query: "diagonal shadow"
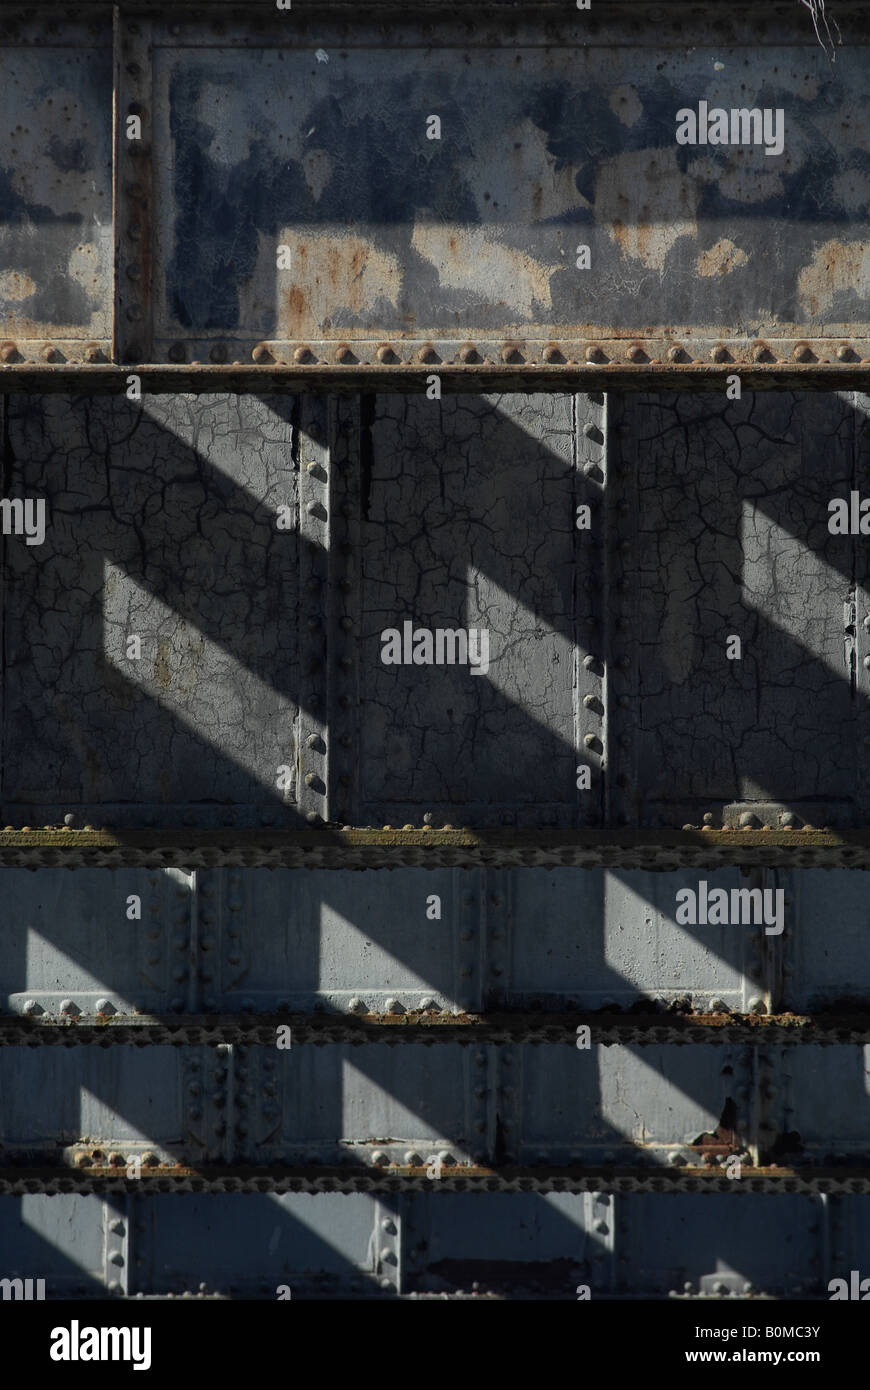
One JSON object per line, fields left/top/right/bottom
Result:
{"left": 1, "top": 388, "right": 868, "bottom": 1291}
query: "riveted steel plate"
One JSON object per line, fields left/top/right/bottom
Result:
{"left": 612, "top": 389, "right": 870, "bottom": 828}
{"left": 0, "top": 1038, "right": 794, "bottom": 1168}
{"left": 4, "top": 4, "right": 870, "bottom": 384}
{"left": 4, "top": 1187, "right": 863, "bottom": 1297}
{"left": 5, "top": 864, "right": 870, "bottom": 1039}
{"left": 145, "top": 7, "right": 870, "bottom": 366}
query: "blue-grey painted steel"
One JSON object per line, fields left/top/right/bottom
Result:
{"left": 1, "top": 1033, "right": 866, "bottom": 1171}
{"left": 5, "top": 865, "right": 867, "bottom": 1020}
{"left": 0, "top": 1190, "right": 867, "bottom": 1298}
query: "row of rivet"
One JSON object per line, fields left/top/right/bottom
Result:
{"left": 116, "top": 13, "right": 153, "bottom": 362}
{"left": 603, "top": 393, "right": 634, "bottom": 827}
{"left": 298, "top": 400, "right": 330, "bottom": 822}
{"left": 329, "top": 397, "right": 362, "bottom": 823}
{"left": 578, "top": 393, "right": 606, "bottom": 825}
{"left": 1, "top": 340, "right": 865, "bottom": 368}
{"left": 158, "top": 340, "right": 870, "bottom": 368}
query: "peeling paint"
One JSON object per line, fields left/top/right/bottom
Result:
{"left": 278, "top": 232, "right": 403, "bottom": 337}
{"left": 598, "top": 148, "right": 698, "bottom": 270}
{"left": 0, "top": 271, "right": 36, "bottom": 302}
{"left": 608, "top": 84, "right": 643, "bottom": 128}
{"left": 696, "top": 238, "right": 749, "bottom": 278}
{"left": 798, "top": 239, "right": 870, "bottom": 317}
{"left": 411, "top": 223, "right": 554, "bottom": 315}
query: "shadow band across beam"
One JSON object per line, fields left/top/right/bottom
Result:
{"left": 0, "top": 827, "right": 869, "bottom": 869}
{"left": 0, "top": 1165, "right": 868, "bottom": 1196}
{"left": 1, "top": 1012, "right": 868, "bottom": 1046}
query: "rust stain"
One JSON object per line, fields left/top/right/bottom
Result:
{"left": 411, "top": 223, "right": 553, "bottom": 313}
{"left": 0, "top": 270, "right": 35, "bottom": 302}
{"left": 598, "top": 148, "right": 698, "bottom": 269}
{"left": 277, "top": 232, "right": 402, "bottom": 337}
{"left": 798, "top": 238, "right": 870, "bottom": 317}
{"left": 154, "top": 637, "right": 171, "bottom": 691}
{"left": 696, "top": 238, "right": 749, "bottom": 278}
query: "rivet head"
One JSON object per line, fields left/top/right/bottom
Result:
{"left": 0, "top": 342, "right": 18, "bottom": 363}
{"left": 168, "top": 342, "right": 186, "bottom": 363}
{"left": 293, "top": 345, "right": 313, "bottom": 363}
{"left": 751, "top": 342, "right": 770, "bottom": 362}
{"left": 793, "top": 341, "right": 813, "bottom": 362}
{"left": 626, "top": 342, "right": 646, "bottom": 362}
{"left": 836, "top": 342, "right": 853, "bottom": 361}
{"left": 40, "top": 344, "right": 57, "bottom": 362}
{"left": 84, "top": 344, "right": 102, "bottom": 363}
{"left": 251, "top": 343, "right": 271, "bottom": 363}
{"left": 710, "top": 343, "right": 729, "bottom": 362}
{"left": 376, "top": 343, "right": 397, "bottom": 363}
{"left": 738, "top": 811, "right": 759, "bottom": 828}
{"left": 542, "top": 343, "right": 563, "bottom": 363}
{"left": 585, "top": 343, "right": 606, "bottom": 363}
{"left": 501, "top": 344, "right": 523, "bottom": 363}
{"left": 372, "top": 1150, "right": 389, "bottom": 1166}
{"left": 458, "top": 343, "right": 478, "bottom": 363}
{"left": 418, "top": 343, "right": 438, "bottom": 363}
{"left": 96, "top": 999, "right": 115, "bottom": 1016}
{"left": 667, "top": 343, "right": 684, "bottom": 362}
{"left": 335, "top": 343, "right": 354, "bottom": 363}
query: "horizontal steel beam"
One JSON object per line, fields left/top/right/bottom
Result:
{"left": 0, "top": 827, "right": 867, "bottom": 869}
{"left": 1, "top": 359, "right": 869, "bottom": 395}
{"left": 2, "top": 1012, "right": 868, "bottom": 1046}
{"left": 0, "top": 1165, "right": 867, "bottom": 1196}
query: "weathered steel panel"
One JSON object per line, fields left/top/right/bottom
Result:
{"left": 615, "top": 1193, "right": 823, "bottom": 1297}
{"left": 147, "top": 8, "right": 870, "bottom": 365}
{"left": 5, "top": 863, "right": 870, "bottom": 1024}
{"left": 612, "top": 389, "right": 870, "bottom": 828}
{"left": 354, "top": 393, "right": 588, "bottom": 827}
{"left": 0, "top": 25, "right": 113, "bottom": 357}
{"left": 4, "top": 4, "right": 870, "bottom": 385}
{"left": 2, "top": 393, "right": 301, "bottom": 827}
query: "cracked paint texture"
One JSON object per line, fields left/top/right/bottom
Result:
{"left": 356, "top": 393, "right": 580, "bottom": 824}
{"left": 2, "top": 394, "right": 300, "bottom": 824}
{"left": 619, "top": 390, "right": 870, "bottom": 825}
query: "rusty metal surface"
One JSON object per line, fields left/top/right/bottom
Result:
{"left": 2, "top": 1012, "right": 870, "bottom": 1047}
{"left": 4, "top": 360, "right": 870, "bottom": 393}
{"left": 0, "top": 826, "right": 868, "bottom": 868}
{"left": 0, "top": 1165, "right": 869, "bottom": 1196}
{"left": 4, "top": 4, "right": 870, "bottom": 381}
